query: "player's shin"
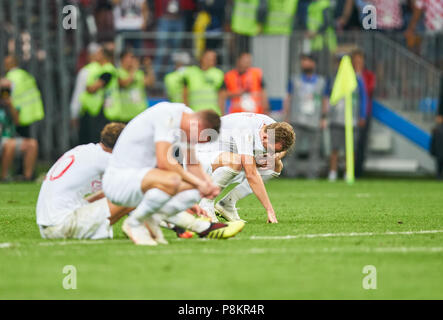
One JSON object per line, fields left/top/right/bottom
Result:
{"left": 165, "top": 211, "right": 211, "bottom": 233}
{"left": 127, "top": 188, "right": 172, "bottom": 226}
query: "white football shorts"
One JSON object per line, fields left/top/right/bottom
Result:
{"left": 38, "top": 198, "right": 112, "bottom": 240}
{"left": 103, "top": 166, "right": 152, "bottom": 207}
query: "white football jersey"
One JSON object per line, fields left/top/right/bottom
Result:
{"left": 36, "top": 143, "right": 111, "bottom": 226}
{"left": 109, "top": 102, "right": 193, "bottom": 169}
{"left": 208, "top": 112, "right": 276, "bottom": 157}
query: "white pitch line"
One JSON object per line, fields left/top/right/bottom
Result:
{"left": 248, "top": 229, "right": 443, "bottom": 240}
{"left": 1, "top": 229, "right": 442, "bottom": 249}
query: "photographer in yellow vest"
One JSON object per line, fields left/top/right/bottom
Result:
{"left": 3, "top": 55, "right": 45, "bottom": 138}
{"left": 79, "top": 48, "right": 121, "bottom": 144}
{"left": 183, "top": 50, "right": 224, "bottom": 115}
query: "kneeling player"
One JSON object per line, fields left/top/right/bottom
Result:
{"left": 197, "top": 113, "right": 295, "bottom": 223}
{"left": 103, "top": 102, "right": 245, "bottom": 246}
{"left": 36, "top": 123, "right": 131, "bottom": 239}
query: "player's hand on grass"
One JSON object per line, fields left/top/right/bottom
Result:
{"left": 267, "top": 210, "right": 278, "bottom": 224}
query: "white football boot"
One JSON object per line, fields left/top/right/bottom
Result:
{"left": 144, "top": 213, "right": 168, "bottom": 245}
{"left": 215, "top": 200, "right": 246, "bottom": 222}
{"left": 122, "top": 218, "right": 158, "bottom": 246}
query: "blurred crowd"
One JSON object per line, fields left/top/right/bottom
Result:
{"left": 0, "top": 0, "right": 442, "bottom": 182}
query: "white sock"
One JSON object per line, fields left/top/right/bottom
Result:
{"left": 129, "top": 189, "right": 172, "bottom": 226}
{"left": 165, "top": 211, "right": 211, "bottom": 233}
{"left": 200, "top": 166, "right": 240, "bottom": 207}
{"left": 159, "top": 190, "right": 201, "bottom": 216}
{"left": 220, "top": 170, "right": 280, "bottom": 205}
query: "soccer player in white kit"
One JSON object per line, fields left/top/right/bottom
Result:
{"left": 197, "top": 113, "right": 296, "bottom": 223}
{"left": 36, "top": 123, "right": 132, "bottom": 239}
{"left": 103, "top": 102, "right": 245, "bottom": 246}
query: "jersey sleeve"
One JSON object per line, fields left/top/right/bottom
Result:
{"left": 153, "top": 110, "right": 177, "bottom": 144}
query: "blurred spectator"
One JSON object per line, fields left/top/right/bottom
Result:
{"left": 352, "top": 49, "right": 375, "bottom": 178}
{"left": 327, "top": 54, "right": 367, "bottom": 181}
{"left": 117, "top": 49, "right": 154, "bottom": 122}
{"left": 222, "top": 52, "right": 269, "bottom": 114}
{"left": 283, "top": 54, "right": 328, "bottom": 178}
{"left": 3, "top": 55, "right": 45, "bottom": 139}
{"left": 230, "top": 0, "right": 268, "bottom": 36}
{"left": 0, "top": 80, "right": 38, "bottom": 182}
{"left": 405, "top": 0, "right": 443, "bottom": 68}
{"left": 262, "top": 0, "right": 298, "bottom": 35}
{"left": 335, "top": 0, "right": 361, "bottom": 31}
{"left": 94, "top": 0, "right": 115, "bottom": 42}
{"left": 164, "top": 51, "right": 191, "bottom": 103}
{"left": 355, "top": 0, "right": 404, "bottom": 31}
{"left": 79, "top": 48, "right": 121, "bottom": 144}
{"left": 306, "top": 0, "right": 337, "bottom": 53}
{"left": 183, "top": 50, "right": 224, "bottom": 114}
{"left": 193, "top": 0, "right": 227, "bottom": 57}
{"left": 112, "top": 0, "right": 150, "bottom": 49}
{"left": 153, "top": 0, "right": 187, "bottom": 77}
{"left": 71, "top": 43, "right": 103, "bottom": 130}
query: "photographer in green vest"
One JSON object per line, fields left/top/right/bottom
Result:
{"left": 306, "top": 0, "right": 337, "bottom": 53}
{"left": 79, "top": 48, "right": 121, "bottom": 144}
{"left": 118, "top": 50, "right": 155, "bottom": 123}
{"left": 164, "top": 51, "right": 191, "bottom": 103}
{"left": 183, "top": 50, "right": 224, "bottom": 115}
{"left": 262, "top": 0, "right": 299, "bottom": 35}
{"left": 3, "top": 55, "right": 45, "bottom": 138}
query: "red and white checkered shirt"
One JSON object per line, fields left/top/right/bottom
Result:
{"left": 416, "top": 0, "right": 443, "bottom": 32}
{"left": 367, "top": 0, "right": 403, "bottom": 30}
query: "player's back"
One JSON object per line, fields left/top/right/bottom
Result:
{"left": 109, "top": 102, "right": 192, "bottom": 169}
{"left": 36, "top": 143, "right": 110, "bottom": 226}
{"left": 221, "top": 113, "right": 275, "bottom": 132}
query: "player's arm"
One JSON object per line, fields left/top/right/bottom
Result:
{"left": 241, "top": 154, "right": 278, "bottom": 223}
{"left": 85, "top": 191, "right": 105, "bottom": 203}
{"left": 156, "top": 142, "right": 217, "bottom": 198}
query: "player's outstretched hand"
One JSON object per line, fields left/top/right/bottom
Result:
{"left": 267, "top": 210, "right": 278, "bottom": 224}
{"left": 198, "top": 181, "right": 220, "bottom": 199}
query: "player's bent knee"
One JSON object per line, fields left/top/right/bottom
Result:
{"left": 275, "top": 160, "right": 283, "bottom": 173}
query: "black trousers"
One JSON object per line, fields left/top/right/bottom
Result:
{"left": 355, "top": 117, "right": 371, "bottom": 178}
{"left": 437, "top": 159, "right": 443, "bottom": 180}
{"left": 79, "top": 108, "right": 109, "bottom": 145}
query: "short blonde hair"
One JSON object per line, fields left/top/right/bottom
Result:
{"left": 100, "top": 122, "right": 126, "bottom": 149}
{"left": 264, "top": 122, "right": 296, "bottom": 151}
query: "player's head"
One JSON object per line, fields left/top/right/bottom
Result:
{"left": 237, "top": 52, "right": 252, "bottom": 73}
{"left": 300, "top": 54, "right": 316, "bottom": 75}
{"left": 261, "top": 122, "right": 296, "bottom": 153}
{"left": 100, "top": 122, "right": 126, "bottom": 152}
{"left": 4, "top": 55, "right": 18, "bottom": 72}
{"left": 87, "top": 42, "right": 103, "bottom": 63}
{"left": 184, "top": 110, "right": 221, "bottom": 144}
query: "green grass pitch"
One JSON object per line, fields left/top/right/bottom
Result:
{"left": 0, "top": 179, "right": 442, "bottom": 299}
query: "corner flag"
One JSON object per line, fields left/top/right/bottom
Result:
{"left": 330, "top": 55, "right": 357, "bottom": 184}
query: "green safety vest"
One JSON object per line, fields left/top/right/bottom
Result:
{"left": 184, "top": 66, "right": 224, "bottom": 115}
{"left": 118, "top": 68, "right": 147, "bottom": 122}
{"left": 164, "top": 68, "right": 186, "bottom": 103}
{"left": 80, "top": 62, "right": 104, "bottom": 117}
{"left": 263, "top": 0, "right": 299, "bottom": 35}
{"left": 81, "top": 62, "right": 122, "bottom": 121}
{"left": 5, "top": 68, "right": 44, "bottom": 126}
{"left": 307, "top": 0, "right": 337, "bottom": 52}
{"left": 231, "top": 0, "right": 260, "bottom": 36}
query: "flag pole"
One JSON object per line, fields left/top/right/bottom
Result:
{"left": 345, "top": 93, "right": 355, "bottom": 185}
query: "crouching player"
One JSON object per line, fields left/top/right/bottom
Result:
{"left": 103, "top": 102, "right": 245, "bottom": 246}
{"left": 36, "top": 123, "right": 132, "bottom": 239}
{"left": 197, "top": 113, "right": 296, "bottom": 223}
